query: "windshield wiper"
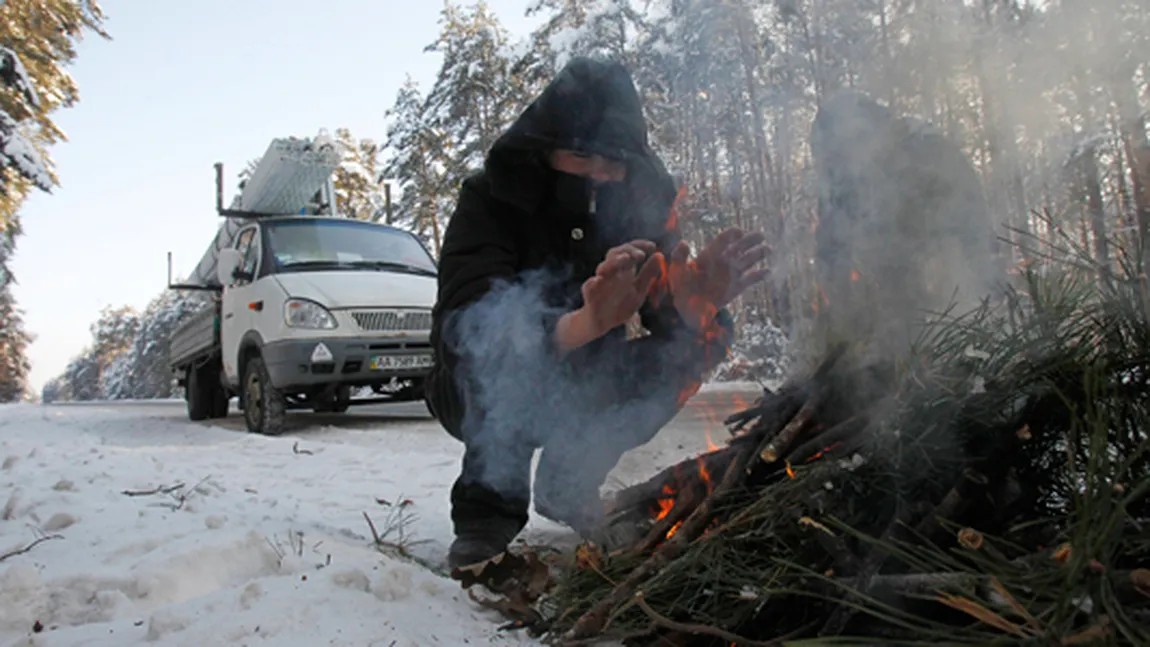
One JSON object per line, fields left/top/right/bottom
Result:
{"left": 279, "top": 260, "right": 362, "bottom": 270}
{"left": 347, "top": 260, "right": 437, "bottom": 277}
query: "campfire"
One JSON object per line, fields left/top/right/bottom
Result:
{"left": 455, "top": 280, "right": 1150, "bottom": 645}
{"left": 450, "top": 96, "right": 1150, "bottom": 645}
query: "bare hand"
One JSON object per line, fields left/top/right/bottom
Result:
{"left": 581, "top": 240, "right": 664, "bottom": 337}
{"left": 665, "top": 229, "right": 769, "bottom": 329}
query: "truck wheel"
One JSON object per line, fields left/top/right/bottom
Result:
{"left": 210, "top": 387, "right": 230, "bottom": 419}
{"left": 243, "top": 357, "right": 286, "bottom": 435}
{"left": 186, "top": 366, "right": 211, "bottom": 421}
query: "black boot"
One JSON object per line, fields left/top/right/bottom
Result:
{"left": 448, "top": 475, "right": 529, "bottom": 569}
{"left": 447, "top": 518, "right": 524, "bottom": 569}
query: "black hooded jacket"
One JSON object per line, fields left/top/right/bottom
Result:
{"left": 424, "top": 57, "right": 732, "bottom": 438}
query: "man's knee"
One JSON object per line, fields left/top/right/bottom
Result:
{"left": 425, "top": 366, "right": 465, "bottom": 440}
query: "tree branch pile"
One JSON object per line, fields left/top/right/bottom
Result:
{"left": 460, "top": 245, "right": 1150, "bottom": 646}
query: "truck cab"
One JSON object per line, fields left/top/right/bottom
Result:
{"left": 168, "top": 132, "right": 439, "bottom": 435}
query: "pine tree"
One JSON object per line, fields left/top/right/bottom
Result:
{"left": 331, "top": 127, "right": 386, "bottom": 220}
{"left": 1, "top": 1, "right": 109, "bottom": 402}
{"left": 423, "top": 1, "right": 536, "bottom": 179}
{"left": 383, "top": 78, "right": 455, "bottom": 255}
{"left": 0, "top": 0, "right": 110, "bottom": 226}
{"left": 382, "top": 1, "right": 540, "bottom": 255}
{"left": 0, "top": 282, "right": 33, "bottom": 402}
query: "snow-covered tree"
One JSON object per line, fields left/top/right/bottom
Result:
{"left": 45, "top": 289, "right": 211, "bottom": 402}
{"left": 382, "top": 2, "right": 542, "bottom": 256}
{"left": 1, "top": 2, "right": 110, "bottom": 398}
{"left": 383, "top": 78, "right": 455, "bottom": 255}
{"left": 0, "top": 283, "right": 33, "bottom": 402}
{"left": 101, "top": 290, "right": 210, "bottom": 399}
{"left": 331, "top": 127, "right": 386, "bottom": 220}
{"left": 0, "top": 47, "right": 51, "bottom": 196}
{"left": 0, "top": 0, "right": 110, "bottom": 226}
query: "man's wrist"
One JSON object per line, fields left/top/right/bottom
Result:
{"left": 554, "top": 307, "right": 600, "bottom": 354}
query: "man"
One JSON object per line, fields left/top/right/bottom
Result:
{"left": 424, "top": 57, "right": 769, "bottom": 568}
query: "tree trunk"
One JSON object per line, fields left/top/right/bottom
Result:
{"left": 1112, "top": 80, "right": 1150, "bottom": 278}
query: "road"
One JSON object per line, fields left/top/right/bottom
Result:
{"left": 48, "top": 386, "right": 766, "bottom": 489}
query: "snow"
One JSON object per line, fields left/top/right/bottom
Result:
{"left": 699, "top": 380, "right": 765, "bottom": 393}
{"left": 0, "top": 47, "right": 51, "bottom": 192}
{"left": 0, "top": 403, "right": 558, "bottom": 647}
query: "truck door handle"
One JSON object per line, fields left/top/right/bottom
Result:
{"left": 224, "top": 313, "right": 234, "bottom": 319}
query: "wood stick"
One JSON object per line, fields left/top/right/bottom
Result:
{"left": 603, "top": 448, "right": 735, "bottom": 517}
{"left": 633, "top": 488, "right": 696, "bottom": 555}
{"left": 788, "top": 414, "right": 870, "bottom": 464}
{"left": 564, "top": 444, "right": 755, "bottom": 641}
{"left": 759, "top": 394, "right": 821, "bottom": 463}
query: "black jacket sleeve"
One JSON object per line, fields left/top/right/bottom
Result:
{"left": 425, "top": 174, "right": 521, "bottom": 437}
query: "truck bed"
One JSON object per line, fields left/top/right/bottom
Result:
{"left": 169, "top": 304, "right": 219, "bottom": 369}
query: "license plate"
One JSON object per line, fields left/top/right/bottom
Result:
{"left": 369, "top": 354, "right": 433, "bottom": 371}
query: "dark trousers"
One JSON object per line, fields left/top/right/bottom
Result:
{"left": 444, "top": 328, "right": 719, "bottom": 537}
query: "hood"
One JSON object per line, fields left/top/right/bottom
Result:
{"left": 273, "top": 271, "right": 437, "bottom": 310}
{"left": 484, "top": 56, "right": 678, "bottom": 233}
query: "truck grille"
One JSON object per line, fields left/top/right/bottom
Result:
{"left": 351, "top": 309, "right": 432, "bottom": 332}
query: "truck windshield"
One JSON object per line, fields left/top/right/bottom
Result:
{"left": 265, "top": 219, "right": 437, "bottom": 276}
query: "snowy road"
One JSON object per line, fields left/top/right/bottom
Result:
{"left": 0, "top": 385, "right": 763, "bottom": 646}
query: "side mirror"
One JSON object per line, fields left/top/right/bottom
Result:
{"left": 217, "top": 248, "right": 243, "bottom": 285}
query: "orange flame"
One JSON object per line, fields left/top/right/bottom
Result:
{"left": 701, "top": 402, "right": 724, "bottom": 451}
{"left": 806, "top": 442, "right": 842, "bottom": 463}
{"left": 785, "top": 460, "right": 796, "bottom": 479}
{"left": 666, "top": 520, "right": 684, "bottom": 539}
{"left": 704, "top": 423, "right": 721, "bottom": 451}
{"left": 696, "top": 456, "right": 713, "bottom": 493}
{"left": 654, "top": 484, "right": 676, "bottom": 521}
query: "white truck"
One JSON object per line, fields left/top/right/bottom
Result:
{"left": 168, "top": 132, "right": 438, "bottom": 435}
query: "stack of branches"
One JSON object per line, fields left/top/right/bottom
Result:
{"left": 532, "top": 236, "right": 1150, "bottom": 646}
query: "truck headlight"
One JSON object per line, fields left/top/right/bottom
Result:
{"left": 284, "top": 299, "right": 338, "bottom": 329}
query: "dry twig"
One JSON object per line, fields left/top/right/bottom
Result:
{"left": 0, "top": 534, "right": 63, "bottom": 563}
{"left": 121, "top": 483, "right": 184, "bottom": 497}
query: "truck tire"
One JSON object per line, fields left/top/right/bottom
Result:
{"left": 243, "top": 356, "right": 286, "bottom": 435}
{"left": 188, "top": 364, "right": 229, "bottom": 421}
{"left": 210, "top": 387, "right": 230, "bottom": 419}
{"left": 186, "top": 366, "right": 211, "bottom": 421}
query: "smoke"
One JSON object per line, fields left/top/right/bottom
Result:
{"left": 442, "top": 266, "right": 699, "bottom": 522}
{"left": 802, "top": 90, "right": 1008, "bottom": 364}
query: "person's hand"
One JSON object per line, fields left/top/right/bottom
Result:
{"left": 665, "top": 228, "right": 769, "bottom": 330}
{"left": 554, "top": 240, "right": 664, "bottom": 353}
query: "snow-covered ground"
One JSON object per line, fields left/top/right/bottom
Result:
{"left": 0, "top": 385, "right": 764, "bottom": 647}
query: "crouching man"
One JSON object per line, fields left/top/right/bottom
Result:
{"left": 424, "top": 56, "right": 769, "bottom": 568}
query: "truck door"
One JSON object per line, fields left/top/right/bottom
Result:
{"left": 220, "top": 225, "right": 261, "bottom": 386}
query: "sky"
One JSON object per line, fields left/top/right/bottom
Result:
{"left": 10, "top": 0, "right": 544, "bottom": 393}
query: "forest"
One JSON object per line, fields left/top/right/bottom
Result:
{"left": 32, "top": 0, "right": 1149, "bottom": 402}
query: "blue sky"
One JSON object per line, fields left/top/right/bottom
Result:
{"left": 11, "top": 0, "right": 542, "bottom": 393}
